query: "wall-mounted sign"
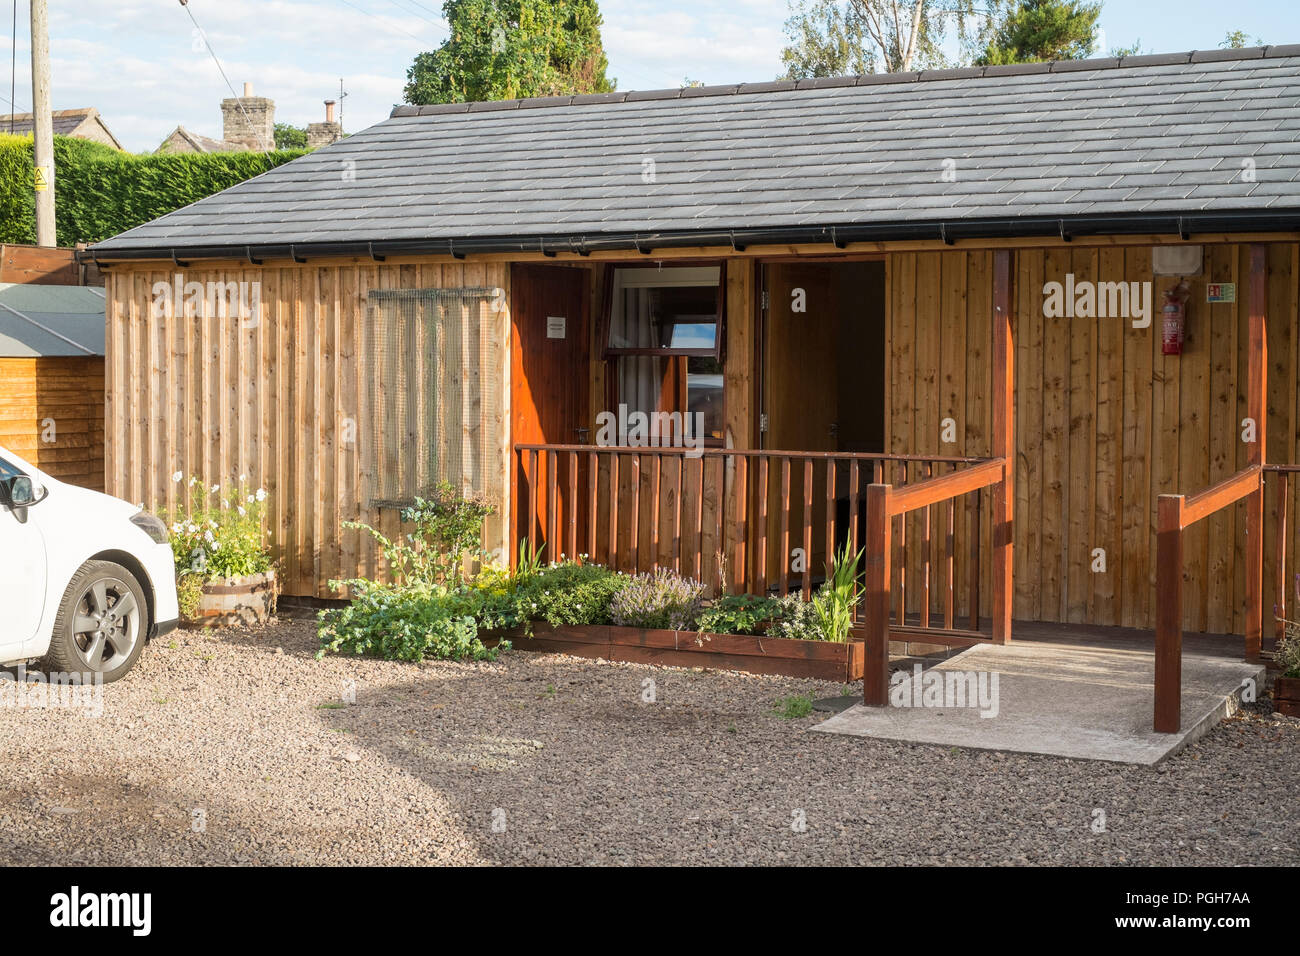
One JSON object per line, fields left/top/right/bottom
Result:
{"left": 546, "top": 315, "right": 566, "bottom": 339}
{"left": 1206, "top": 283, "right": 1236, "bottom": 303}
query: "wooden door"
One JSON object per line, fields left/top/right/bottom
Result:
{"left": 510, "top": 265, "right": 591, "bottom": 562}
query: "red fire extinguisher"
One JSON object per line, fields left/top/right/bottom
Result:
{"left": 1162, "top": 280, "right": 1190, "bottom": 356}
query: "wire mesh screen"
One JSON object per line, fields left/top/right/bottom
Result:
{"left": 362, "top": 287, "right": 506, "bottom": 509}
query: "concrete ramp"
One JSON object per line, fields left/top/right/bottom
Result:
{"left": 811, "top": 641, "right": 1264, "bottom": 765}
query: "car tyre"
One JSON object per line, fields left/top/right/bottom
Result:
{"left": 43, "top": 560, "right": 148, "bottom": 683}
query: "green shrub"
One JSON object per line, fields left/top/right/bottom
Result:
{"left": 345, "top": 482, "right": 493, "bottom": 587}
{"left": 0, "top": 133, "right": 308, "bottom": 245}
{"left": 766, "top": 593, "right": 825, "bottom": 641}
{"left": 697, "top": 594, "right": 785, "bottom": 635}
{"left": 609, "top": 569, "right": 705, "bottom": 630}
{"left": 316, "top": 582, "right": 503, "bottom": 663}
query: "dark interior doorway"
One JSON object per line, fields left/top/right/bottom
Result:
{"left": 759, "top": 259, "right": 887, "bottom": 581}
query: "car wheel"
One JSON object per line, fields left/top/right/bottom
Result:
{"left": 43, "top": 560, "right": 148, "bottom": 683}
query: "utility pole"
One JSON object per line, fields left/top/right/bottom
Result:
{"left": 30, "top": 0, "right": 55, "bottom": 247}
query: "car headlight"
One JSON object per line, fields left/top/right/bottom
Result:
{"left": 130, "top": 510, "right": 169, "bottom": 544}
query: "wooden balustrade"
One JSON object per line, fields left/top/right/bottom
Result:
{"left": 861, "top": 459, "right": 1008, "bottom": 706}
{"left": 513, "top": 445, "right": 994, "bottom": 626}
{"left": 1154, "top": 465, "right": 1263, "bottom": 733}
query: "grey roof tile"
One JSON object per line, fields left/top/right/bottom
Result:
{"left": 93, "top": 50, "right": 1300, "bottom": 253}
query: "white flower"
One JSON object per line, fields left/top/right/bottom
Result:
{"left": 210, "top": 484, "right": 219, "bottom": 494}
{"left": 237, "top": 506, "right": 246, "bottom": 517}
{"left": 246, "top": 495, "right": 255, "bottom": 505}
{"left": 239, "top": 473, "right": 247, "bottom": 482}
{"left": 172, "top": 471, "right": 183, "bottom": 483}
{"left": 190, "top": 477, "right": 200, "bottom": 487}
{"left": 256, "top": 488, "right": 267, "bottom": 502}
{"left": 204, "top": 530, "right": 215, "bottom": 544}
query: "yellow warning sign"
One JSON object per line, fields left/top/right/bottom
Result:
{"left": 34, "top": 166, "right": 48, "bottom": 192}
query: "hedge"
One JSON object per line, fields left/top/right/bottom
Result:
{"left": 0, "top": 134, "right": 308, "bottom": 246}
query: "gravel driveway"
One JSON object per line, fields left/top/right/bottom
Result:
{"left": 1, "top": 618, "right": 1295, "bottom": 866}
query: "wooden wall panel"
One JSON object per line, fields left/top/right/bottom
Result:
{"left": 0, "top": 356, "right": 105, "bottom": 491}
{"left": 886, "top": 241, "right": 1300, "bottom": 633}
{"left": 105, "top": 260, "right": 510, "bottom": 598}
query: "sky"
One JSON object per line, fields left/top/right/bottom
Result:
{"left": 0, "top": 0, "right": 1297, "bottom": 154}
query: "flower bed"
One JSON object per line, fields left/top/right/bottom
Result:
{"left": 485, "top": 622, "right": 864, "bottom": 681}
{"left": 315, "top": 488, "right": 865, "bottom": 680}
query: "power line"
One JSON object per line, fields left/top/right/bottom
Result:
{"left": 334, "top": 0, "right": 428, "bottom": 43}
{"left": 380, "top": 0, "right": 443, "bottom": 30}
{"left": 177, "top": 0, "right": 270, "bottom": 150}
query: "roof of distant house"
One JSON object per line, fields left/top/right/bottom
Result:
{"left": 156, "top": 125, "right": 246, "bottom": 155}
{"left": 0, "top": 283, "right": 106, "bottom": 357}
{"left": 91, "top": 46, "right": 1300, "bottom": 260}
{"left": 0, "top": 107, "right": 123, "bottom": 150}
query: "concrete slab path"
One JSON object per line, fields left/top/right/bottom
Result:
{"left": 811, "top": 639, "right": 1264, "bottom": 765}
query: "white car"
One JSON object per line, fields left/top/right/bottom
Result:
{"left": 0, "top": 444, "right": 178, "bottom": 682}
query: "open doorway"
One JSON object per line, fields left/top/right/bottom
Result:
{"left": 760, "top": 259, "right": 887, "bottom": 583}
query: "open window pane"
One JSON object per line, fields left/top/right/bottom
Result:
{"left": 607, "top": 265, "right": 721, "bottom": 354}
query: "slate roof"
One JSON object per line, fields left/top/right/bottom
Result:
{"left": 0, "top": 284, "right": 106, "bottom": 358}
{"left": 91, "top": 47, "right": 1300, "bottom": 259}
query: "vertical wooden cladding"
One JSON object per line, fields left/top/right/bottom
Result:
{"left": 0, "top": 357, "right": 105, "bottom": 491}
{"left": 886, "top": 241, "right": 1300, "bottom": 633}
{"left": 105, "top": 260, "right": 511, "bottom": 598}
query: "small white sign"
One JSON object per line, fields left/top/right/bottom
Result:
{"left": 546, "top": 315, "right": 566, "bottom": 339}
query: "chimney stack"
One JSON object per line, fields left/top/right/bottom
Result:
{"left": 221, "top": 80, "right": 274, "bottom": 151}
{"left": 307, "top": 98, "right": 344, "bottom": 149}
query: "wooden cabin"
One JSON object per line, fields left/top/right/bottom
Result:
{"left": 0, "top": 281, "right": 106, "bottom": 490}
{"left": 89, "top": 48, "right": 1300, "bottom": 713}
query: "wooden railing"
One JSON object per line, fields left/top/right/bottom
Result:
{"left": 513, "top": 444, "right": 997, "bottom": 629}
{"left": 861, "top": 458, "right": 1009, "bottom": 705}
{"left": 1268, "top": 463, "right": 1300, "bottom": 651}
{"left": 1154, "top": 464, "right": 1263, "bottom": 733}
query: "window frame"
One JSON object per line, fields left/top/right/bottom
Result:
{"left": 600, "top": 262, "right": 726, "bottom": 360}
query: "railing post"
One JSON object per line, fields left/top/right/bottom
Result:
{"left": 1246, "top": 243, "right": 1267, "bottom": 662}
{"left": 1155, "top": 494, "right": 1185, "bottom": 733}
{"left": 863, "top": 483, "right": 892, "bottom": 707}
{"left": 1276, "top": 472, "right": 1289, "bottom": 651}
{"left": 991, "top": 249, "right": 1015, "bottom": 644}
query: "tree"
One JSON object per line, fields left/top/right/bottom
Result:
{"left": 976, "top": 0, "right": 1100, "bottom": 66}
{"left": 779, "top": 0, "right": 986, "bottom": 78}
{"left": 403, "top": 0, "right": 614, "bottom": 105}
{"left": 1221, "top": 30, "right": 1262, "bottom": 49}
{"left": 274, "top": 123, "right": 308, "bottom": 150}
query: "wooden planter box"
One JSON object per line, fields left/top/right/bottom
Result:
{"left": 1274, "top": 676, "right": 1300, "bottom": 717}
{"left": 488, "top": 622, "right": 863, "bottom": 682}
{"left": 184, "top": 571, "right": 277, "bottom": 629}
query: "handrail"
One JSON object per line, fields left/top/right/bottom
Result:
{"left": 1154, "top": 465, "right": 1265, "bottom": 734}
{"left": 514, "top": 443, "right": 986, "bottom": 465}
{"left": 861, "top": 457, "right": 1008, "bottom": 706}
{"left": 888, "top": 458, "right": 1004, "bottom": 515}
{"left": 1177, "top": 465, "right": 1262, "bottom": 528}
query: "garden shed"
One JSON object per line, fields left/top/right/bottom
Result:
{"left": 0, "top": 282, "right": 106, "bottom": 491}
{"left": 87, "top": 46, "right": 1300, "bottom": 722}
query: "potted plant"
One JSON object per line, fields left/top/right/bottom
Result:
{"left": 1273, "top": 621, "right": 1300, "bottom": 717}
{"left": 164, "top": 473, "right": 277, "bottom": 628}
